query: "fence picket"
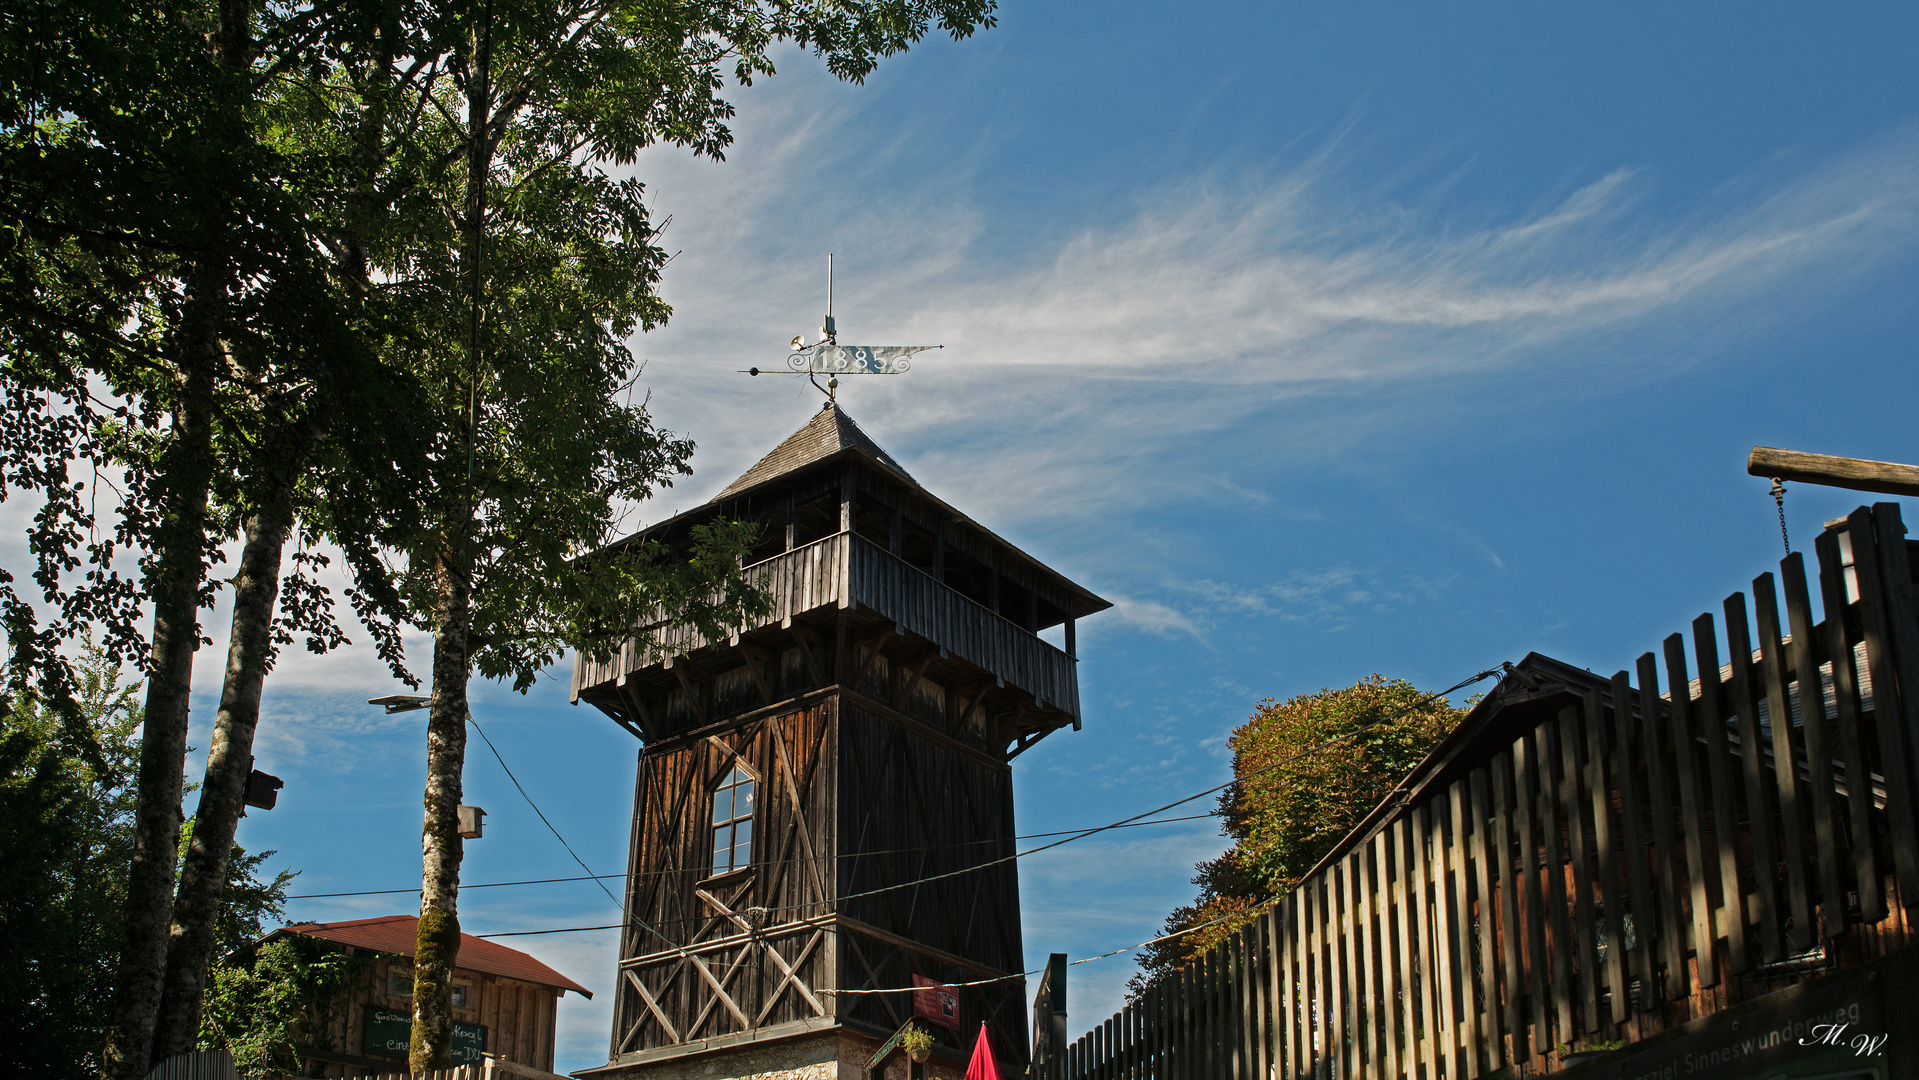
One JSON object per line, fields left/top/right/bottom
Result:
{"left": 1817, "top": 529, "right": 1886, "bottom": 924}
{"left": 1279, "top": 898, "right": 1298, "bottom": 1080}
{"left": 1724, "top": 591, "right": 1785, "bottom": 963}
{"left": 1637, "top": 652, "right": 1688, "bottom": 1000}
{"left": 1536, "top": 718, "right": 1577, "bottom": 1037}
{"left": 1783, "top": 551, "right": 1848, "bottom": 938}
{"left": 1513, "top": 730, "right": 1550, "bottom": 1052}
{"left": 1463, "top": 769, "right": 1496, "bottom": 1069}
{"left": 1409, "top": 803, "right": 1437, "bottom": 1078}
{"left": 1692, "top": 613, "right": 1751, "bottom": 977}
{"left": 1377, "top": 830, "right": 1403, "bottom": 1080}
{"left": 1439, "top": 780, "right": 1475, "bottom": 1078}
{"left": 1611, "top": 670, "right": 1656, "bottom": 1011}
{"left": 1491, "top": 751, "right": 1525, "bottom": 1063}
{"left": 1850, "top": 506, "right": 1919, "bottom": 904}
{"left": 1581, "top": 689, "right": 1626, "bottom": 1028}
{"left": 1429, "top": 794, "right": 1459, "bottom": 1077}
{"left": 1755, "top": 570, "right": 1813, "bottom": 950}
{"left": 1556, "top": 704, "right": 1600, "bottom": 1034}
{"left": 1251, "top": 916, "right": 1270, "bottom": 1080}
{"left": 1663, "top": 633, "right": 1720, "bottom": 992}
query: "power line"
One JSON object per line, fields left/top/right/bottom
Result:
{"left": 467, "top": 714, "right": 623, "bottom": 912}
{"left": 468, "top": 715, "right": 699, "bottom": 962}
{"left": 816, "top": 903, "right": 1264, "bottom": 994}
{"left": 472, "top": 662, "right": 1504, "bottom": 938}
{"left": 284, "top": 812, "right": 1221, "bottom": 900}
{"left": 809, "top": 664, "right": 1503, "bottom": 916}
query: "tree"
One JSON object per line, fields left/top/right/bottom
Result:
{"left": 4, "top": 0, "right": 999, "bottom": 1069}
{"left": 266, "top": 0, "right": 998, "bottom": 1069}
{"left": 1, "top": 2, "right": 389, "bottom": 1072}
{"left": 1130, "top": 675, "right": 1463, "bottom": 992}
{"left": 0, "top": 642, "right": 293, "bottom": 1080}
{"left": 198, "top": 937, "right": 373, "bottom": 1078}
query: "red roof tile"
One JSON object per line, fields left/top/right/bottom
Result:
{"left": 272, "top": 915, "right": 591, "bottom": 997}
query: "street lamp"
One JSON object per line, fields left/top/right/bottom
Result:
{"left": 367, "top": 695, "right": 484, "bottom": 836}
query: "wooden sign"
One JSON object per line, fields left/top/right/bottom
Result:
{"left": 912, "top": 975, "right": 961, "bottom": 1030}
{"left": 364, "top": 1007, "right": 487, "bottom": 1064}
{"left": 1610, "top": 975, "right": 1884, "bottom": 1080}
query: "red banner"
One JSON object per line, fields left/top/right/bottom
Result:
{"left": 912, "top": 975, "right": 962, "bottom": 1030}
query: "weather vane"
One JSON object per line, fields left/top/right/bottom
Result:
{"left": 744, "top": 254, "right": 941, "bottom": 403}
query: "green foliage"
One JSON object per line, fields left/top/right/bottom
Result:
{"left": 0, "top": 643, "right": 295, "bottom": 1079}
{"left": 198, "top": 937, "right": 373, "bottom": 1077}
{"left": 1130, "top": 675, "right": 1463, "bottom": 993}
{"left": 0, "top": 641, "right": 141, "bottom": 1078}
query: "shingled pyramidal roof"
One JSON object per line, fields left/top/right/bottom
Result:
{"left": 715, "top": 402, "right": 912, "bottom": 500}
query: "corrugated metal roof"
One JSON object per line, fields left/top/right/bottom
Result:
{"left": 715, "top": 402, "right": 912, "bottom": 500}
{"left": 271, "top": 915, "right": 591, "bottom": 997}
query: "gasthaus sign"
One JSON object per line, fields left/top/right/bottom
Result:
{"left": 1610, "top": 976, "right": 1887, "bottom": 1080}
{"left": 365, "top": 1007, "right": 487, "bottom": 1064}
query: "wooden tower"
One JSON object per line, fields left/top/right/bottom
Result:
{"left": 573, "top": 403, "right": 1110, "bottom": 1080}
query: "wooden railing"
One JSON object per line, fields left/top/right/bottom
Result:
{"left": 847, "top": 534, "right": 1081, "bottom": 718}
{"left": 572, "top": 532, "right": 1081, "bottom": 720}
{"left": 572, "top": 532, "right": 854, "bottom": 696}
{"left": 1047, "top": 503, "right": 1919, "bottom": 1080}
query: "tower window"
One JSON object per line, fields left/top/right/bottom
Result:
{"left": 711, "top": 766, "right": 756, "bottom": 874}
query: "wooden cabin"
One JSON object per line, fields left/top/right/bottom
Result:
{"left": 570, "top": 403, "right": 1111, "bottom": 1080}
{"left": 257, "top": 915, "right": 590, "bottom": 1077}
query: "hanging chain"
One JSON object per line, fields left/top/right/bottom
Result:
{"left": 1771, "top": 477, "right": 1790, "bottom": 555}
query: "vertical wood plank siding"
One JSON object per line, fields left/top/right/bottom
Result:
{"left": 1051, "top": 504, "right": 1919, "bottom": 1080}
{"left": 574, "top": 532, "right": 1080, "bottom": 720}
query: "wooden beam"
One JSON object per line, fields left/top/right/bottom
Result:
{"left": 842, "top": 930, "right": 905, "bottom": 1028}
{"left": 755, "top": 929, "right": 828, "bottom": 1023}
{"left": 769, "top": 721, "right": 828, "bottom": 906}
{"left": 623, "top": 968, "right": 679, "bottom": 1044}
{"left": 1748, "top": 446, "right": 1919, "bottom": 498}
{"left": 790, "top": 624, "right": 826, "bottom": 687}
{"left": 689, "top": 953, "right": 751, "bottom": 1030}
{"left": 838, "top": 916, "right": 1011, "bottom": 981}
{"left": 615, "top": 675, "right": 655, "bottom": 740}
{"left": 892, "top": 648, "right": 937, "bottom": 711}
{"left": 739, "top": 643, "right": 776, "bottom": 704}
{"left": 671, "top": 659, "right": 709, "bottom": 725}
{"left": 948, "top": 681, "right": 991, "bottom": 738}
{"left": 852, "top": 627, "right": 894, "bottom": 691}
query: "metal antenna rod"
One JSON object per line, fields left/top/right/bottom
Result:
{"left": 820, "top": 253, "right": 837, "bottom": 346}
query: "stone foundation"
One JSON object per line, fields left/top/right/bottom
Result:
{"left": 585, "top": 1028, "right": 978, "bottom": 1080}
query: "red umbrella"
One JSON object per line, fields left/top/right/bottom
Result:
{"left": 965, "top": 1023, "right": 1001, "bottom": 1080}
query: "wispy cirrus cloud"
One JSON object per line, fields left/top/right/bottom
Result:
{"left": 620, "top": 79, "right": 1919, "bottom": 535}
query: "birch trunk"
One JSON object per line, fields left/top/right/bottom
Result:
{"left": 150, "top": 487, "right": 295, "bottom": 1058}
{"left": 412, "top": 12, "right": 489, "bottom": 1068}
{"left": 412, "top": 521, "right": 471, "bottom": 1073}
{"left": 100, "top": 298, "right": 217, "bottom": 1080}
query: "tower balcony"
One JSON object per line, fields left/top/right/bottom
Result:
{"left": 572, "top": 531, "right": 1083, "bottom": 753}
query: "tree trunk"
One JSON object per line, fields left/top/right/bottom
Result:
{"left": 411, "top": 14, "right": 490, "bottom": 1069}
{"left": 100, "top": 296, "right": 217, "bottom": 1080}
{"left": 150, "top": 485, "right": 295, "bottom": 1058}
{"left": 412, "top": 522, "right": 471, "bottom": 1074}
{"left": 103, "top": 3, "right": 249, "bottom": 1071}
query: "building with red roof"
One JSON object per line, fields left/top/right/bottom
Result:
{"left": 251, "top": 915, "right": 587, "bottom": 1077}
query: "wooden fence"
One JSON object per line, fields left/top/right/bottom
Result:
{"left": 1041, "top": 503, "right": 1919, "bottom": 1080}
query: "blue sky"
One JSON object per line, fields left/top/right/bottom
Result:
{"left": 25, "top": 3, "right": 1919, "bottom": 1073}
